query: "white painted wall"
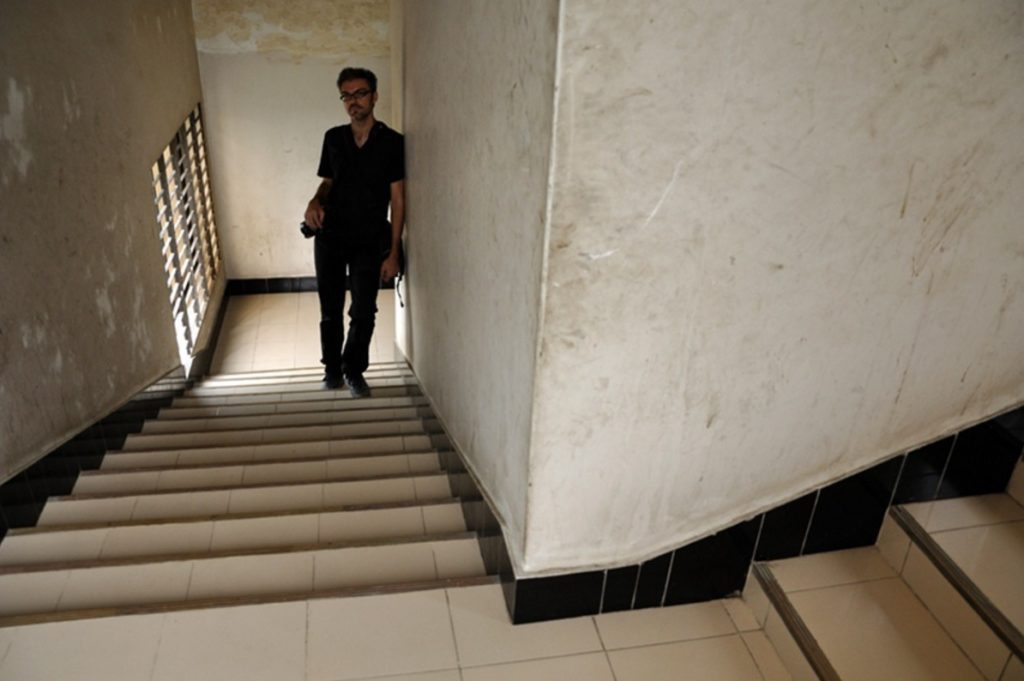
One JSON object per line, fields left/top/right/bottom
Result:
{"left": 192, "top": 0, "right": 391, "bottom": 279}
{"left": 405, "top": 0, "right": 1023, "bottom": 577}
{"left": 0, "top": 0, "right": 207, "bottom": 481}
{"left": 523, "top": 0, "right": 1024, "bottom": 573}
{"left": 403, "top": 0, "right": 561, "bottom": 560}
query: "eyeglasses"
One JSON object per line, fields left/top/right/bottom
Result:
{"left": 339, "top": 88, "right": 372, "bottom": 103}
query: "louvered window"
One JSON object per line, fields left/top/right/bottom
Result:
{"left": 151, "top": 104, "right": 221, "bottom": 364}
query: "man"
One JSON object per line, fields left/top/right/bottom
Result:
{"left": 304, "top": 67, "right": 404, "bottom": 398}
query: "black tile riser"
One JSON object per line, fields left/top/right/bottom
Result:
{"left": 501, "top": 404, "right": 1024, "bottom": 624}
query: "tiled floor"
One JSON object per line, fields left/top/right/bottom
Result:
{"left": 0, "top": 292, "right": 794, "bottom": 679}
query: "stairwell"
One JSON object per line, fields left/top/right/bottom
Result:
{"left": 0, "top": 362, "right": 495, "bottom": 626}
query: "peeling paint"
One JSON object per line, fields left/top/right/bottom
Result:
{"left": 1, "top": 78, "right": 34, "bottom": 185}
{"left": 192, "top": 0, "right": 389, "bottom": 57}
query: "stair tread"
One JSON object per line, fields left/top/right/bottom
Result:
{"left": 171, "top": 385, "right": 422, "bottom": 408}
{"left": 155, "top": 395, "right": 431, "bottom": 421}
{"left": 140, "top": 407, "right": 434, "bottom": 435}
{"left": 763, "top": 547, "right": 990, "bottom": 681}
{"left": 0, "top": 574, "right": 498, "bottom": 629}
{"left": 89, "top": 449, "right": 441, "bottom": 476}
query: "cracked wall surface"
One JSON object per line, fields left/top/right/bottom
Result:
{"left": 0, "top": 0, "right": 206, "bottom": 481}
{"left": 192, "top": 0, "right": 391, "bottom": 278}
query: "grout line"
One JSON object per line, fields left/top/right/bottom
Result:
{"left": 658, "top": 552, "right": 676, "bottom": 607}
{"left": 782, "top": 573, "right": 900, "bottom": 595}
{"left": 145, "top": 612, "right": 167, "bottom": 681}
{"left": 601, "top": 631, "right": 744, "bottom": 654}
{"left": 597, "top": 570, "right": 608, "bottom": 614}
{"left": 443, "top": 588, "right": 463, "bottom": 669}
{"left": 183, "top": 561, "right": 196, "bottom": 602}
{"left": 736, "top": 630, "right": 772, "bottom": 681}
{"left": 797, "top": 489, "right": 820, "bottom": 556}
{"left": 749, "top": 513, "right": 766, "bottom": 563}
{"left": 933, "top": 432, "right": 958, "bottom": 501}
{"left": 628, "top": 564, "right": 642, "bottom": 610}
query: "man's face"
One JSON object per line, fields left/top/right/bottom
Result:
{"left": 339, "top": 78, "right": 377, "bottom": 122}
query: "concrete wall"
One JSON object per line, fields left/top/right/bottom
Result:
{"left": 0, "top": 1, "right": 206, "bottom": 481}
{"left": 403, "top": 0, "right": 561, "bottom": 559}
{"left": 193, "top": 0, "right": 391, "bottom": 279}
{"left": 523, "top": 0, "right": 1024, "bottom": 573}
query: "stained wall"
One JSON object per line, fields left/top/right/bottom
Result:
{"left": 402, "top": 0, "right": 560, "bottom": 557}
{"left": 524, "top": 0, "right": 1024, "bottom": 572}
{"left": 192, "top": 0, "right": 392, "bottom": 279}
{"left": 0, "top": 1, "right": 206, "bottom": 481}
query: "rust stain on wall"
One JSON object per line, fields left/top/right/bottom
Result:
{"left": 192, "top": 0, "right": 389, "bottom": 57}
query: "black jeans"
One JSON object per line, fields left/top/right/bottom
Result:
{"left": 314, "top": 233, "right": 382, "bottom": 378}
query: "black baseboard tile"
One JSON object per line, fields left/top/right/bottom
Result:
{"left": 633, "top": 552, "right": 674, "bottom": 609}
{"left": 226, "top": 277, "right": 318, "bottom": 296}
{"left": 802, "top": 456, "right": 902, "bottom": 555}
{"left": 601, "top": 565, "right": 640, "bottom": 613}
{"left": 665, "top": 516, "right": 761, "bottom": 606}
{"left": 892, "top": 436, "right": 954, "bottom": 504}
{"left": 937, "top": 421, "right": 1021, "bottom": 498}
{"left": 511, "top": 571, "right": 605, "bottom": 624}
{"left": 756, "top": 491, "right": 817, "bottom": 561}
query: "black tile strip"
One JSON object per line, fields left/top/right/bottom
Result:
{"left": 664, "top": 515, "right": 761, "bottom": 605}
{"left": 893, "top": 436, "right": 955, "bottom": 504}
{"left": 633, "top": 552, "right": 673, "bottom": 609}
{"left": 512, "top": 570, "right": 604, "bottom": 623}
{"left": 756, "top": 491, "right": 817, "bottom": 561}
{"left": 938, "top": 421, "right": 1021, "bottom": 498}
{"left": 601, "top": 565, "right": 639, "bottom": 613}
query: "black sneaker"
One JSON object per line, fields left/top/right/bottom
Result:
{"left": 323, "top": 372, "right": 343, "bottom": 390}
{"left": 344, "top": 373, "right": 371, "bottom": 398}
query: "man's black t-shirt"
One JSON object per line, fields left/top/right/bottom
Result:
{"left": 317, "top": 121, "right": 404, "bottom": 247}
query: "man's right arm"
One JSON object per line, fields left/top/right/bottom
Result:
{"left": 304, "top": 178, "right": 333, "bottom": 229}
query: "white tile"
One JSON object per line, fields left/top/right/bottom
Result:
{"left": 433, "top": 539, "right": 486, "bottom": 579}
{"left": 0, "top": 571, "right": 69, "bottom": 616}
{"left": 415, "top": 475, "right": 453, "bottom": 501}
{"left": 253, "top": 440, "right": 329, "bottom": 461}
{"left": 349, "top": 673, "right": 460, "bottom": 681}
{"left": 404, "top": 435, "right": 433, "bottom": 451}
{"left": 210, "top": 513, "right": 319, "bottom": 551}
{"left": 307, "top": 590, "right": 457, "bottom": 680}
{"left": 242, "top": 460, "right": 327, "bottom": 485}
{"left": 157, "top": 466, "right": 246, "bottom": 490}
{"left": 1003, "top": 656, "right": 1024, "bottom": 681}
{"left": 608, "top": 634, "right": 765, "bottom": 681}
{"left": 595, "top": 600, "right": 735, "bottom": 649}
{"left": 0, "top": 528, "right": 108, "bottom": 566}
{"left": 152, "top": 601, "right": 306, "bottom": 681}
{"left": 227, "top": 484, "right": 323, "bottom": 514}
{"left": 902, "top": 544, "right": 1010, "bottom": 681}
{"left": 313, "top": 543, "right": 437, "bottom": 590}
{"left": 322, "top": 478, "right": 416, "bottom": 506}
{"left": 101, "top": 451, "right": 179, "bottom": 469}
{"left": 907, "top": 494, "right": 1024, "bottom": 532}
{"left": 741, "top": 566, "right": 771, "bottom": 627}
{"left": 723, "top": 596, "right": 762, "bottom": 632}
{"left": 325, "top": 454, "right": 410, "bottom": 479}
{"left": 934, "top": 521, "right": 1024, "bottom": 633}
{"left": 37, "top": 497, "right": 137, "bottom": 526}
{"left": 57, "top": 561, "right": 192, "bottom": 610}
{"left": 448, "top": 584, "right": 601, "bottom": 667}
{"left": 0, "top": 610, "right": 164, "bottom": 681}
{"left": 100, "top": 522, "right": 214, "bottom": 558}
{"left": 1007, "top": 459, "right": 1024, "bottom": 507}
{"left": 762, "top": 609, "right": 819, "bottom": 681}
{"left": 769, "top": 546, "right": 894, "bottom": 592}
{"left": 463, "top": 652, "right": 615, "bottom": 681}
{"left": 318, "top": 507, "right": 424, "bottom": 543}
{"left": 73, "top": 471, "right": 161, "bottom": 495}
{"left": 423, "top": 504, "right": 467, "bottom": 534}
{"left": 741, "top": 630, "right": 795, "bottom": 681}
{"left": 788, "top": 578, "right": 985, "bottom": 680}
{"left": 330, "top": 435, "right": 405, "bottom": 456}
{"left": 876, "top": 512, "right": 911, "bottom": 573}
{"left": 408, "top": 452, "right": 442, "bottom": 473}
{"left": 132, "top": 490, "right": 230, "bottom": 520}
{"left": 187, "top": 552, "right": 314, "bottom": 600}
{"left": 177, "top": 445, "right": 255, "bottom": 466}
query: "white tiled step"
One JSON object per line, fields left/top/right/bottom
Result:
{"left": 0, "top": 536, "right": 486, "bottom": 618}
{"left": 201, "top": 362, "right": 409, "bottom": 383}
{"left": 195, "top": 368, "right": 414, "bottom": 390}
{"left": 76, "top": 451, "right": 443, "bottom": 495}
{"left": 0, "top": 501, "right": 469, "bottom": 567}
{"left": 119, "top": 418, "right": 429, "bottom": 451}
{"left": 38, "top": 472, "right": 456, "bottom": 526}
{"left": 171, "top": 383, "right": 421, "bottom": 408}
{"left": 185, "top": 375, "right": 417, "bottom": 398}
{"left": 100, "top": 433, "right": 435, "bottom": 470}
{"left": 157, "top": 394, "right": 430, "bottom": 420}
{"left": 142, "top": 403, "right": 432, "bottom": 435}
{"left": 759, "top": 547, "right": 990, "bottom": 681}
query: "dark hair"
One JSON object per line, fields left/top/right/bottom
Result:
{"left": 337, "top": 67, "right": 377, "bottom": 92}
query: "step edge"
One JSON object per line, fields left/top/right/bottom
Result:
{"left": 890, "top": 505, "right": 1024, "bottom": 658}
{"left": 122, "top": 416, "right": 432, "bottom": 445}
{"left": 752, "top": 562, "right": 842, "bottom": 681}
{"left": 0, "top": 574, "right": 498, "bottom": 629}
{"left": 108, "top": 430, "right": 438, "bottom": 456}
{"left": 0, "top": 530, "right": 480, "bottom": 575}
{"left": 13, "top": 495, "right": 481, "bottom": 535}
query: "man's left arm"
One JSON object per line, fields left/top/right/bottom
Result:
{"left": 381, "top": 179, "right": 405, "bottom": 283}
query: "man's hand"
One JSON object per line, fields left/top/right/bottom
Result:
{"left": 380, "top": 253, "right": 400, "bottom": 283}
{"left": 304, "top": 200, "right": 325, "bottom": 230}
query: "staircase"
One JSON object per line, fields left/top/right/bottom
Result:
{"left": 745, "top": 483, "right": 1024, "bottom": 681}
{"left": 0, "top": 362, "right": 495, "bottom": 626}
